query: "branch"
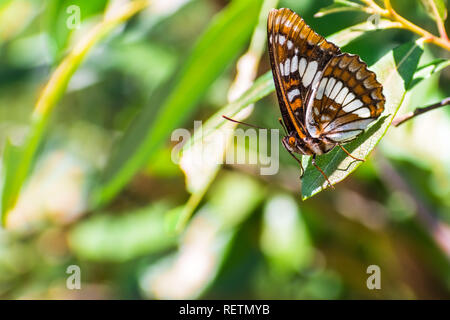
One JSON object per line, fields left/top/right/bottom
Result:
{"left": 428, "top": 0, "right": 449, "bottom": 41}
{"left": 392, "top": 97, "right": 450, "bottom": 126}
{"left": 384, "top": 0, "right": 450, "bottom": 50}
{"left": 360, "top": 0, "right": 450, "bottom": 51}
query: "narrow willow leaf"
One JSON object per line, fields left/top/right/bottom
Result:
{"left": 301, "top": 41, "right": 424, "bottom": 200}
{"left": 420, "top": 0, "right": 447, "bottom": 21}
{"left": 44, "top": 0, "right": 108, "bottom": 60}
{"left": 0, "top": 1, "right": 150, "bottom": 226}
{"left": 180, "top": 18, "right": 402, "bottom": 198}
{"left": 327, "top": 19, "right": 401, "bottom": 47}
{"left": 0, "top": 140, "right": 24, "bottom": 225}
{"left": 91, "top": 0, "right": 262, "bottom": 208}
{"left": 314, "top": 0, "right": 363, "bottom": 18}
{"left": 410, "top": 58, "right": 450, "bottom": 89}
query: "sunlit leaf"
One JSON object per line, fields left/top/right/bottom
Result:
{"left": 301, "top": 41, "right": 424, "bottom": 200}
{"left": 181, "top": 71, "right": 274, "bottom": 195}
{"left": 179, "top": 17, "right": 409, "bottom": 204}
{"left": 420, "top": 0, "right": 447, "bottom": 21}
{"left": 410, "top": 58, "right": 450, "bottom": 88}
{"left": 0, "top": 0, "right": 36, "bottom": 42}
{"left": 0, "top": 140, "right": 24, "bottom": 225}
{"left": 0, "top": 1, "right": 150, "bottom": 226}
{"left": 314, "top": 0, "right": 363, "bottom": 18}
{"left": 92, "top": 0, "right": 263, "bottom": 208}
{"left": 326, "top": 19, "right": 402, "bottom": 47}
{"left": 44, "top": 0, "right": 109, "bottom": 60}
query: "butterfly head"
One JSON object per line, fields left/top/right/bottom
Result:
{"left": 282, "top": 131, "right": 335, "bottom": 156}
{"left": 282, "top": 131, "right": 308, "bottom": 154}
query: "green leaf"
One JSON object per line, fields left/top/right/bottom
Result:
{"left": 0, "top": 139, "right": 25, "bottom": 226}
{"left": 0, "top": 1, "right": 150, "bottom": 226}
{"left": 410, "top": 58, "right": 450, "bottom": 89}
{"left": 44, "top": 0, "right": 109, "bottom": 61}
{"left": 314, "top": 0, "right": 363, "bottom": 18}
{"left": 173, "top": 72, "right": 274, "bottom": 231}
{"left": 92, "top": 0, "right": 263, "bottom": 208}
{"left": 301, "top": 41, "right": 424, "bottom": 200}
{"left": 327, "top": 19, "right": 401, "bottom": 47}
{"left": 420, "top": 0, "right": 447, "bottom": 21}
{"left": 1, "top": 118, "right": 46, "bottom": 226}
{"left": 181, "top": 71, "right": 274, "bottom": 193}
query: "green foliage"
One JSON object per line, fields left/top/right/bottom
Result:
{"left": 0, "top": 0, "right": 150, "bottom": 226}
{"left": 0, "top": 140, "right": 23, "bottom": 225}
{"left": 420, "top": 0, "right": 447, "bottom": 21}
{"left": 91, "top": 0, "right": 263, "bottom": 208}
{"left": 44, "top": 0, "right": 109, "bottom": 60}
{"left": 0, "top": 0, "right": 449, "bottom": 300}
{"left": 314, "top": 0, "right": 364, "bottom": 18}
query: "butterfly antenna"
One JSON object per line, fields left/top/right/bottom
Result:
{"left": 278, "top": 117, "right": 288, "bottom": 135}
{"left": 222, "top": 115, "right": 265, "bottom": 130}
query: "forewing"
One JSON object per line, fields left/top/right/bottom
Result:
{"left": 305, "top": 53, "right": 385, "bottom": 143}
{"left": 267, "top": 8, "right": 341, "bottom": 135}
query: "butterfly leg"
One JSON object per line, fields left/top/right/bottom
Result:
{"left": 312, "top": 155, "right": 334, "bottom": 189}
{"left": 338, "top": 143, "right": 365, "bottom": 162}
{"left": 284, "top": 148, "right": 304, "bottom": 178}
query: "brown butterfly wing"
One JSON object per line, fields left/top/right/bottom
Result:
{"left": 267, "top": 8, "right": 341, "bottom": 136}
{"left": 305, "top": 53, "right": 385, "bottom": 143}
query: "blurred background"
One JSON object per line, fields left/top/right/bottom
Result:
{"left": 0, "top": 0, "right": 449, "bottom": 299}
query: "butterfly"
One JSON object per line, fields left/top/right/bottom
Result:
{"left": 267, "top": 8, "right": 385, "bottom": 188}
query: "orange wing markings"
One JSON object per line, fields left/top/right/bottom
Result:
{"left": 306, "top": 53, "right": 385, "bottom": 142}
{"left": 269, "top": 8, "right": 385, "bottom": 145}
{"left": 268, "top": 8, "right": 307, "bottom": 139}
{"left": 268, "top": 8, "right": 342, "bottom": 139}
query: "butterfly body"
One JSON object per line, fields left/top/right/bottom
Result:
{"left": 267, "top": 8, "right": 385, "bottom": 186}
{"left": 282, "top": 132, "right": 334, "bottom": 156}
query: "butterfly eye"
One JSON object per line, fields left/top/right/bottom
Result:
{"left": 289, "top": 137, "right": 296, "bottom": 145}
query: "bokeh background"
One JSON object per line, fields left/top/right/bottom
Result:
{"left": 0, "top": 0, "right": 449, "bottom": 299}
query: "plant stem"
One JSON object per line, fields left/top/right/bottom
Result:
{"left": 361, "top": 0, "right": 387, "bottom": 14}
{"left": 428, "top": 0, "right": 449, "bottom": 41}
{"left": 384, "top": 0, "right": 450, "bottom": 50}
{"left": 392, "top": 97, "right": 450, "bottom": 126}
{"left": 361, "top": 0, "right": 450, "bottom": 51}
